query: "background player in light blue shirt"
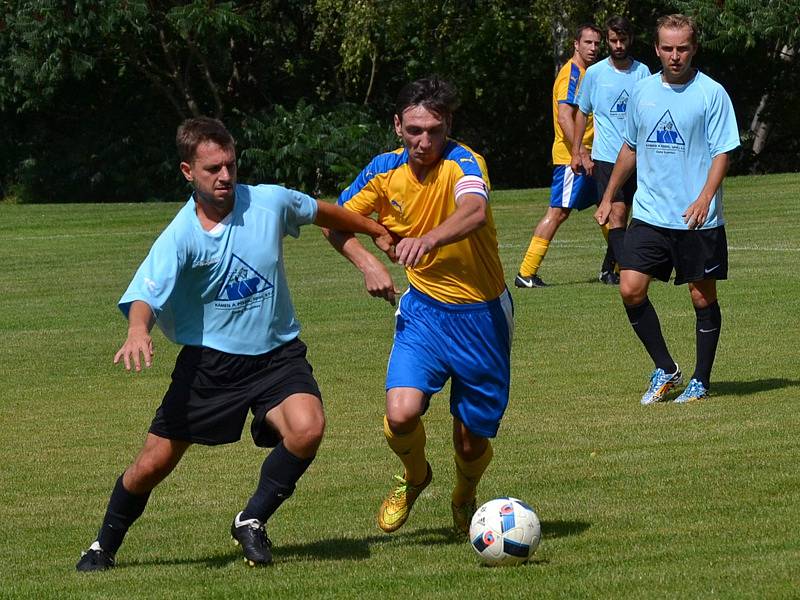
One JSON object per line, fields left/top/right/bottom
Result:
{"left": 572, "top": 16, "right": 651, "bottom": 284}
{"left": 596, "top": 14, "right": 740, "bottom": 405}
{"left": 77, "top": 117, "right": 394, "bottom": 571}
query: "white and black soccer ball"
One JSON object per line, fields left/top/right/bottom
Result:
{"left": 469, "top": 497, "right": 541, "bottom": 566}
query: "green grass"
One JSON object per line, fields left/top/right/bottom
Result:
{"left": 1, "top": 173, "right": 799, "bottom": 599}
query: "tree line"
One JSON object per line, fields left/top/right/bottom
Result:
{"left": 1, "top": 0, "right": 797, "bottom": 203}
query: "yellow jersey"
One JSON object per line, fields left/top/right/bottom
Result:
{"left": 552, "top": 59, "right": 594, "bottom": 165}
{"left": 338, "top": 141, "right": 505, "bottom": 304}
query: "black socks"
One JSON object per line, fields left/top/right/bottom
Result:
{"left": 241, "top": 442, "right": 314, "bottom": 523}
{"left": 97, "top": 475, "right": 151, "bottom": 555}
{"left": 692, "top": 301, "right": 722, "bottom": 387}
{"left": 625, "top": 297, "right": 677, "bottom": 373}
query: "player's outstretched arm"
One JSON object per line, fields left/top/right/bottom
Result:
{"left": 595, "top": 143, "right": 636, "bottom": 225}
{"left": 683, "top": 153, "right": 730, "bottom": 229}
{"left": 114, "top": 300, "right": 156, "bottom": 372}
{"left": 322, "top": 228, "right": 401, "bottom": 306}
{"left": 314, "top": 200, "right": 396, "bottom": 261}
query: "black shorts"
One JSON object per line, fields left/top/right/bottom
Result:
{"left": 622, "top": 219, "right": 728, "bottom": 285}
{"left": 149, "top": 337, "right": 321, "bottom": 448}
{"left": 594, "top": 160, "right": 635, "bottom": 205}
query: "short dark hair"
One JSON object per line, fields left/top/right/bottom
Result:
{"left": 655, "top": 14, "right": 699, "bottom": 46}
{"left": 176, "top": 117, "right": 235, "bottom": 163}
{"left": 605, "top": 15, "right": 633, "bottom": 38}
{"left": 574, "top": 22, "right": 602, "bottom": 41}
{"left": 395, "top": 76, "right": 460, "bottom": 122}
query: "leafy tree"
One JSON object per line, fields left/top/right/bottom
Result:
{"left": 676, "top": 0, "right": 800, "bottom": 170}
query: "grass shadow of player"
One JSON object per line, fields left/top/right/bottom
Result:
{"left": 541, "top": 519, "right": 590, "bottom": 540}
{"left": 124, "top": 528, "right": 460, "bottom": 569}
{"left": 710, "top": 378, "right": 800, "bottom": 398}
{"left": 120, "top": 522, "right": 587, "bottom": 570}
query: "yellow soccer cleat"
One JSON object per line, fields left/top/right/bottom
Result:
{"left": 451, "top": 497, "right": 477, "bottom": 536}
{"left": 377, "top": 463, "right": 433, "bottom": 533}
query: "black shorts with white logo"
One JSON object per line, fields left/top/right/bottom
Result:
{"left": 149, "top": 337, "right": 321, "bottom": 447}
{"left": 622, "top": 218, "right": 728, "bottom": 285}
{"left": 594, "top": 159, "right": 636, "bottom": 205}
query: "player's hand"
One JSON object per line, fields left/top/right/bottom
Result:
{"left": 570, "top": 153, "right": 584, "bottom": 175}
{"left": 114, "top": 328, "right": 154, "bottom": 372}
{"left": 683, "top": 198, "right": 711, "bottom": 229}
{"left": 582, "top": 155, "right": 595, "bottom": 177}
{"left": 371, "top": 228, "right": 401, "bottom": 263}
{"left": 395, "top": 235, "right": 435, "bottom": 268}
{"left": 362, "top": 262, "right": 400, "bottom": 306}
{"left": 594, "top": 198, "right": 612, "bottom": 226}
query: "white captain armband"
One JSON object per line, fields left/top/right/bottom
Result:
{"left": 454, "top": 175, "right": 489, "bottom": 202}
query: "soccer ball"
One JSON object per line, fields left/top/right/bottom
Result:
{"left": 469, "top": 497, "right": 541, "bottom": 566}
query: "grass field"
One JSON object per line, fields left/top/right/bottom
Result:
{"left": 1, "top": 173, "right": 798, "bottom": 599}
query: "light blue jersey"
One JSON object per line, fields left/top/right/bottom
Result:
{"left": 119, "top": 184, "right": 318, "bottom": 355}
{"left": 576, "top": 57, "right": 651, "bottom": 162}
{"left": 624, "top": 71, "right": 740, "bottom": 229}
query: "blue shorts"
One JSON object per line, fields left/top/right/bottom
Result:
{"left": 386, "top": 286, "right": 514, "bottom": 438}
{"left": 549, "top": 164, "right": 597, "bottom": 210}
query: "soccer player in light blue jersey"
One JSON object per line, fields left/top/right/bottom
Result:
{"left": 572, "top": 16, "right": 651, "bottom": 284}
{"left": 596, "top": 14, "right": 740, "bottom": 405}
{"left": 76, "top": 117, "right": 394, "bottom": 571}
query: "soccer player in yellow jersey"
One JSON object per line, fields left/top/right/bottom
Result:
{"left": 515, "top": 23, "right": 615, "bottom": 288}
{"left": 325, "top": 77, "right": 513, "bottom": 536}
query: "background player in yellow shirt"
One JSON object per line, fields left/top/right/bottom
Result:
{"left": 325, "top": 77, "right": 513, "bottom": 536}
{"left": 516, "top": 23, "right": 614, "bottom": 288}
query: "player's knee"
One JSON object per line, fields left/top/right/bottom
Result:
{"left": 127, "top": 456, "right": 174, "bottom": 491}
{"left": 385, "top": 411, "right": 419, "bottom": 434}
{"left": 619, "top": 283, "right": 645, "bottom": 305}
{"left": 285, "top": 413, "right": 325, "bottom": 454}
{"left": 609, "top": 205, "right": 627, "bottom": 228}
{"left": 455, "top": 435, "right": 488, "bottom": 462}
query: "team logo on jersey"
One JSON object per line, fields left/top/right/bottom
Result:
{"left": 646, "top": 110, "right": 685, "bottom": 148}
{"left": 390, "top": 199, "right": 404, "bottom": 215}
{"left": 216, "top": 254, "right": 273, "bottom": 303}
{"left": 610, "top": 90, "right": 630, "bottom": 115}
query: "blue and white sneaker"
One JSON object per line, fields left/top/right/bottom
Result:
{"left": 674, "top": 378, "right": 709, "bottom": 404}
{"left": 640, "top": 366, "right": 682, "bottom": 405}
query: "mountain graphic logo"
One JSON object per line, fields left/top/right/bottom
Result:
{"left": 610, "top": 89, "right": 629, "bottom": 114}
{"left": 216, "top": 255, "right": 273, "bottom": 301}
{"left": 646, "top": 110, "right": 685, "bottom": 145}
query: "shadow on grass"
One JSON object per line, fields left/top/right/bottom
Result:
{"left": 711, "top": 378, "right": 800, "bottom": 397}
{"left": 122, "top": 526, "right": 463, "bottom": 569}
{"left": 541, "top": 519, "right": 590, "bottom": 540}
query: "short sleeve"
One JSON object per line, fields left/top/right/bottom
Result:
{"left": 119, "top": 228, "right": 184, "bottom": 318}
{"left": 706, "top": 85, "right": 740, "bottom": 157}
{"left": 281, "top": 187, "right": 318, "bottom": 238}
{"left": 576, "top": 68, "right": 594, "bottom": 114}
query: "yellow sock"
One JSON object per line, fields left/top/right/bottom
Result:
{"left": 384, "top": 416, "right": 427, "bottom": 486}
{"left": 452, "top": 442, "right": 493, "bottom": 505}
{"left": 600, "top": 222, "right": 610, "bottom": 242}
{"left": 519, "top": 236, "right": 550, "bottom": 277}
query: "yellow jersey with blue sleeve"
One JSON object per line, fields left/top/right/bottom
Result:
{"left": 552, "top": 59, "right": 594, "bottom": 165}
{"left": 338, "top": 140, "right": 505, "bottom": 304}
